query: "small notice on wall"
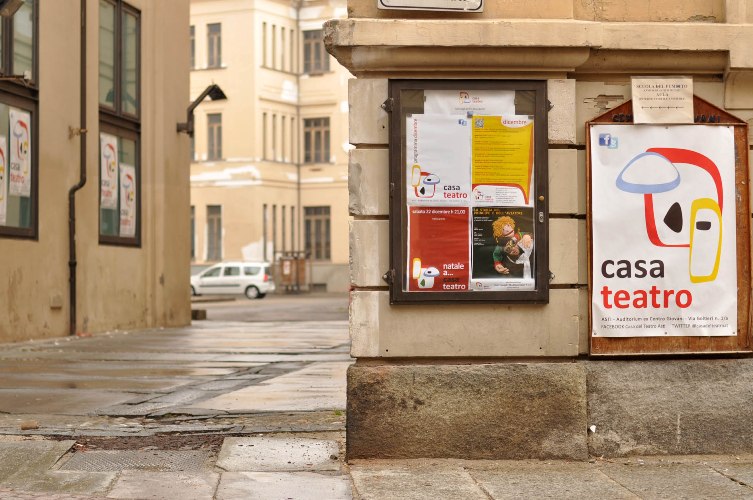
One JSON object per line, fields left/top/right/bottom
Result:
{"left": 631, "top": 76, "right": 693, "bottom": 124}
{"left": 378, "top": 0, "right": 483, "bottom": 11}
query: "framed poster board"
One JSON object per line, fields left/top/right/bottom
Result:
{"left": 588, "top": 96, "right": 751, "bottom": 355}
{"left": 388, "top": 80, "right": 549, "bottom": 304}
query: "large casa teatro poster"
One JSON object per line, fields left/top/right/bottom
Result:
{"left": 591, "top": 124, "right": 737, "bottom": 337}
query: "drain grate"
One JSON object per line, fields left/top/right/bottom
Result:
{"left": 59, "top": 450, "right": 210, "bottom": 472}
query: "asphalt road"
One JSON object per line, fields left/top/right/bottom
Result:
{"left": 192, "top": 292, "right": 349, "bottom": 322}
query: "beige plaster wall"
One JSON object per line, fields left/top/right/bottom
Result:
{"left": 0, "top": 0, "right": 191, "bottom": 342}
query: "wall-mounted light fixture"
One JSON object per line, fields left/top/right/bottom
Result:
{"left": 177, "top": 84, "right": 227, "bottom": 138}
{"left": 0, "top": 0, "right": 24, "bottom": 17}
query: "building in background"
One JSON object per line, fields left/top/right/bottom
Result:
{"left": 0, "top": 0, "right": 190, "bottom": 342}
{"left": 190, "top": 0, "right": 351, "bottom": 292}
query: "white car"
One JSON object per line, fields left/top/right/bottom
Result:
{"left": 191, "top": 262, "right": 275, "bottom": 299}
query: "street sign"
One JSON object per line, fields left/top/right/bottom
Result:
{"left": 378, "top": 0, "right": 483, "bottom": 12}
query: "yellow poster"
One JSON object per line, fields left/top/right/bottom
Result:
{"left": 471, "top": 116, "right": 533, "bottom": 205}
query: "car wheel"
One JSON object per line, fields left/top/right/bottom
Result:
{"left": 245, "top": 286, "right": 260, "bottom": 299}
{"left": 257, "top": 293, "right": 267, "bottom": 299}
{"left": 190, "top": 286, "right": 197, "bottom": 296}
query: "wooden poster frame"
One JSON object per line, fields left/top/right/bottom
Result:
{"left": 588, "top": 96, "right": 751, "bottom": 356}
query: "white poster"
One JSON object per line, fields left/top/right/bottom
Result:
{"left": 406, "top": 114, "right": 471, "bottom": 206}
{"left": 8, "top": 108, "right": 31, "bottom": 197}
{"left": 100, "top": 133, "right": 119, "bottom": 209}
{"left": 424, "top": 89, "right": 515, "bottom": 117}
{"left": 119, "top": 163, "right": 136, "bottom": 238}
{"left": 591, "top": 124, "right": 737, "bottom": 337}
{"left": 0, "top": 136, "right": 6, "bottom": 225}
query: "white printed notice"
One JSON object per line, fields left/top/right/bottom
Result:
{"left": 424, "top": 89, "right": 515, "bottom": 117}
{"left": 406, "top": 114, "right": 471, "bottom": 206}
{"left": 0, "top": 137, "right": 6, "bottom": 225}
{"left": 119, "top": 163, "right": 136, "bottom": 238}
{"left": 8, "top": 108, "right": 31, "bottom": 197}
{"left": 591, "top": 124, "right": 737, "bottom": 337}
{"left": 100, "top": 133, "right": 119, "bottom": 210}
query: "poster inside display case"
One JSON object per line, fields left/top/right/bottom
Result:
{"left": 388, "top": 81, "right": 549, "bottom": 304}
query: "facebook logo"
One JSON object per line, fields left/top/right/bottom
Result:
{"left": 599, "top": 133, "right": 618, "bottom": 149}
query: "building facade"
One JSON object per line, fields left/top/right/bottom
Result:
{"left": 190, "top": 0, "right": 351, "bottom": 292}
{"left": 329, "top": 1, "right": 753, "bottom": 459}
{"left": 0, "top": 0, "right": 191, "bottom": 342}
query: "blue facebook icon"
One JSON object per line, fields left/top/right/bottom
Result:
{"left": 598, "top": 133, "right": 611, "bottom": 146}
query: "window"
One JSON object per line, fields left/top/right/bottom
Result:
{"left": 262, "top": 22, "right": 267, "bottom": 67}
{"left": 206, "top": 205, "right": 222, "bottom": 261}
{"left": 272, "top": 114, "right": 277, "bottom": 160}
{"left": 281, "top": 116, "right": 286, "bottom": 162}
{"left": 223, "top": 266, "right": 240, "bottom": 276}
{"left": 207, "top": 113, "right": 222, "bottom": 160}
{"left": 280, "top": 27, "right": 285, "bottom": 70}
{"left": 244, "top": 265, "right": 261, "bottom": 276}
{"left": 189, "top": 25, "right": 194, "bottom": 69}
{"left": 303, "top": 30, "right": 328, "bottom": 74}
{"left": 262, "top": 112, "right": 267, "bottom": 159}
{"left": 203, "top": 266, "right": 221, "bottom": 278}
{"left": 272, "top": 204, "right": 277, "bottom": 257}
{"left": 0, "top": 0, "right": 37, "bottom": 238}
{"left": 289, "top": 29, "right": 295, "bottom": 72}
{"left": 290, "top": 205, "right": 295, "bottom": 250}
{"left": 271, "top": 25, "right": 276, "bottom": 69}
{"left": 190, "top": 206, "right": 195, "bottom": 261}
{"left": 303, "top": 117, "right": 330, "bottom": 163}
{"left": 262, "top": 204, "right": 268, "bottom": 261}
{"left": 99, "top": 0, "right": 140, "bottom": 245}
{"left": 282, "top": 205, "right": 286, "bottom": 252}
{"left": 304, "top": 206, "right": 330, "bottom": 260}
{"left": 207, "top": 23, "right": 221, "bottom": 68}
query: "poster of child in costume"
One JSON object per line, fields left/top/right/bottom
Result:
{"left": 471, "top": 206, "right": 535, "bottom": 291}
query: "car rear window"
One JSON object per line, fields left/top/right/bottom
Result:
{"left": 244, "top": 266, "right": 261, "bottom": 276}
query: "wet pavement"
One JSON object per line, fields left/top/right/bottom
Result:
{"left": 2, "top": 295, "right": 753, "bottom": 498}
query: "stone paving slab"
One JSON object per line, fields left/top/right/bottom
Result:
{"left": 0, "top": 438, "right": 77, "bottom": 482}
{"left": 349, "top": 460, "right": 488, "bottom": 500}
{"left": 600, "top": 462, "right": 753, "bottom": 498}
{"left": 4, "top": 471, "right": 114, "bottom": 498}
{"left": 216, "top": 471, "right": 352, "bottom": 500}
{"left": 468, "top": 462, "right": 636, "bottom": 499}
{"left": 216, "top": 436, "right": 340, "bottom": 472}
{"left": 0, "top": 390, "right": 140, "bottom": 416}
{"left": 107, "top": 471, "right": 219, "bottom": 499}
{"left": 189, "top": 362, "right": 350, "bottom": 412}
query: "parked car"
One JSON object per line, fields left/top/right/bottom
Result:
{"left": 191, "top": 262, "right": 275, "bottom": 299}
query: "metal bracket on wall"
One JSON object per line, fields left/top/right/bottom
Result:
{"left": 381, "top": 98, "right": 394, "bottom": 113}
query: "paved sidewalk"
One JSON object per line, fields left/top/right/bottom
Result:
{"left": 1, "top": 320, "right": 753, "bottom": 498}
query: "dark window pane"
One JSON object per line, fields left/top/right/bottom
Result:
{"left": 189, "top": 25, "right": 195, "bottom": 69}
{"left": 208, "top": 23, "right": 221, "bottom": 67}
{"left": 13, "top": 0, "right": 33, "bottom": 79}
{"left": 121, "top": 10, "right": 139, "bottom": 116}
{"left": 99, "top": 0, "right": 116, "bottom": 108}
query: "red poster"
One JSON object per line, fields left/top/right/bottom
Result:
{"left": 407, "top": 206, "right": 470, "bottom": 292}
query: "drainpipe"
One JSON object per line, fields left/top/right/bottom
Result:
{"left": 68, "top": 0, "right": 87, "bottom": 335}
{"left": 295, "top": 0, "right": 303, "bottom": 291}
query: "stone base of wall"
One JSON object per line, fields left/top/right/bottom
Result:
{"left": 347, "top": 359, "right": 753, "bottom": 460}
{"left": 346, "top": 363, "right": 589, "bottom": 460}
